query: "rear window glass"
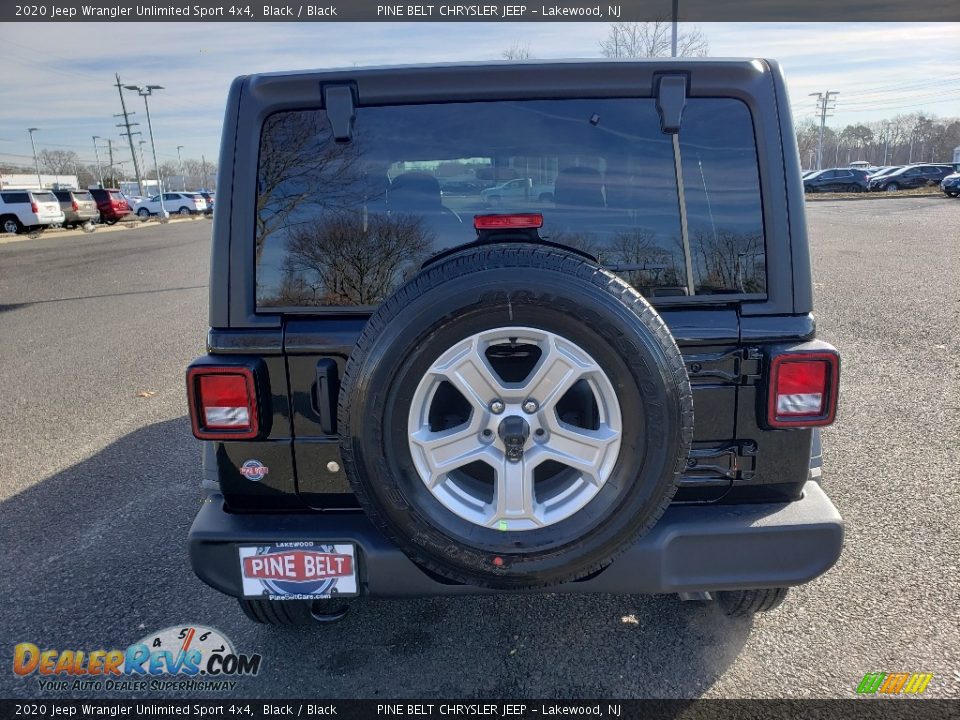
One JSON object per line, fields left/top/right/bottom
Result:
{"left": 32, "top": 192, "right": 57, "bottom": 202}
{"left": 254, "top": 98, "right": 765, "bottom": 309}
{"left": 74, "top": 191, "right": 93, "bottom": 201}
{"left": 109, "top": 191, "right": 124, "bottom": 201}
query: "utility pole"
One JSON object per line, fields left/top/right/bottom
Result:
{"left": 809, "top": 91, "right": 839, "bottom": 171}
{"left": 176, "top": 145, "right": 186, "bottom": 190}
{"left": 107, "top": 139, "right": 115, "bottom": 185}
{"left": 92, "top": 136, "right": 104, "bottom": 187}
{"left": 27, "top": 128, "right": 42, "bottom": 189}
{"left": 114, "top": 74, "right": 145, "bottom": 197}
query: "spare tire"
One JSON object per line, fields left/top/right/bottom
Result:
{"left": 339, "top": 244, "right": 693, "bottom": 589}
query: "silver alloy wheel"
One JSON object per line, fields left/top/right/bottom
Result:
{"left": 407, "top": 327, "right": 622, "bottom": 531}
{"left": 3, "top": 218, "right": 19, "bottom": 234}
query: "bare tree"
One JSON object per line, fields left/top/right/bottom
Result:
{"left": 255, "top": 111, "right": 367, "bottom": 263}
{"left": 38, "top": 149, "right": 80, "bottom": 175}
{"left": 599, "top": 21, "right": 708, "bottom": 58}
{"left": 277, "top": 213, "right": 432, "bottom": 306}
{"left": 502, "top": 42, "right": 533, "bottom": 60}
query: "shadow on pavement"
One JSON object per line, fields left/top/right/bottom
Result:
{"left": 0, "top": 418, "right": 752, "bottom": 700}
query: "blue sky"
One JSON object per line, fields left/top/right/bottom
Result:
{"left": 0, "top": 22, "right": 957, "bottom": 171}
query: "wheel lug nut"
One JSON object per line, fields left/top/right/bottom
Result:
{"left": 522, "top": 399, "right": 538, "bottom": 414}
{"left": 482, "top": 429, "right": 493, "bottom": 438}
{"left": 534, "top": 428, "right": 545, "bottom": 438}
{"left": 489, "top": 400, "right": 505, "bottom": 414}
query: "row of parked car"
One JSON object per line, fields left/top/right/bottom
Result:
{"left": 0, "top": 187, "right": 215, "bottom": 234}
{"left": 802, "top": 164, "right": 958, "bottom": 194}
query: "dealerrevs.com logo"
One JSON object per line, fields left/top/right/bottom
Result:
{"left": 13, "top": 625, "right": 262, "bottom": 693}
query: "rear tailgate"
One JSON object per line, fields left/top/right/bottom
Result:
{"left": 30, "top": 192, "right": 62, "bottom": 222}
{"left": 283, "top": 310, "right": 745, "bottom": 508}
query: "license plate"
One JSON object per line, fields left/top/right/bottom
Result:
{"left": 238, "top": 543, "right": 357, "bottom": 599}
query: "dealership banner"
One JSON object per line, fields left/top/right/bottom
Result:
{"left": 2, "top": 0, "right": 957, "bottom": 22}
{"left": 0, "top": 700, "right": 958, "bottom": 719}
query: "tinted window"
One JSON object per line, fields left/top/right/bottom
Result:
{"left": 54, "top": 191, "right": 71, "bottom": 201}
{"left": 74, "top": 191, "right": 93, "bottom": 201}
{"left": 109, "top": 191, "right": 124, "bottom": 201}
{"left": 678, "top": 100, "right": 766, "bottom": 295}
{"left": 2, "top": 192, "right": 30, "bottom": 203}
{"left": 32, "top": 192, "right": 57, "bottom": 202}
{"left": 255, "top": 98, "right": 765, "bottom": 309}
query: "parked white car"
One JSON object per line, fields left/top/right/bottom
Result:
{"left": 0, "top": 189, "right": 65, "bottom": 234}
{"left": 480, "top": 178, "right": 555, "bottom": 205}
{"left": 135, "top": 192, "right": 208, "bottom": 217}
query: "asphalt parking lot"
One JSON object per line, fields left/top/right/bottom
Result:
{"left": 0, "top": 198, "right": 957, "bottom": 700}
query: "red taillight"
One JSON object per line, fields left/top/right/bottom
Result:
{"left": 72, "top": 200, "right": 79, "bottom": 211}
{"left": 31, "top": 202, "right": 38, "bottom": 213}
{"left": 187, "top": 367, "right": 259, "bottom": 440}
{"left": 767, "top": 352, "right": 839, "bottom": 427}
{"left": 474, "top": 213, "right": 543, "bottom": 230}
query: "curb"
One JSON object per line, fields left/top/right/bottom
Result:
{"left": 806, "top": 192, "right": 950, "bottom": 203}
{"left": 0, "top": 215, "right": 211, "bottom": 245}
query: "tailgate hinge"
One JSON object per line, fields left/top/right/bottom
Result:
{"left": 685, "top": 347, "right": 762, "bottom": 385}
{"left": 680, "top": 441, "right": 758, "bottom": 486}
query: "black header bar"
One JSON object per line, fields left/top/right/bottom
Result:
{"left": 0, "top": 700, "right": 958, "bottom": 720}
{"left": 2, "top": 0, "right": 957, "bottom": 22}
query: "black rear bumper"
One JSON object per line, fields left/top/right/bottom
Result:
{"left": 189, "top": 481, "right": 843, "bottom": 598}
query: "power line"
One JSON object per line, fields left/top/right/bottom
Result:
{"left": 843, "top": 95, "right": 960, "bottom": 114}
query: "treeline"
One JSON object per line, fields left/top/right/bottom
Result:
{"left": 796, "top": 113, "right": 960, "bottom": 168}
{"left": 0, "top": 148, "right": 216, "bottom": 190}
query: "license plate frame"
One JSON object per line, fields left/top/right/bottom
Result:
{"left": 238, "top": 543, "right": 358, "bottom": 599}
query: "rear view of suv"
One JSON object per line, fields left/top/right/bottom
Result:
{"left": 804, "top": 167, "right": 870, "bottom": 193}
{"left": 89, "top": 188, "right": 132, "bottom": 224}
{"left": 869, "top": 164, "right": 954, "bottom": 191}
{"left": 53, "top": 189, "right": 99, "bottom": 228}
{"left": 187, "top": 60, "right": 843, "bottom": 626}
{"left": 0, "top": 189, "right": 65, "bottom": 234}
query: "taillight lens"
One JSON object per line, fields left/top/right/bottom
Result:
{"left": 768, "top": 352, "right": 839, "bottom": 427}
{"left": 31, "top": 202, "right": 39, "bottom": 213}
{"left": 72, "top": 200, "right": 79, "bottom": 211}
{"left": 187, "top": 367, "right": 259, "bottom": 440}
{"left": 474, "top": 213, "right": 543, "bottom": 230}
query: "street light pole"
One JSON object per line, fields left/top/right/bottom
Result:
{"left": 27, "top": 128, "right": 42, "bottom": 189}
{"left": 125, "top": 84, "right": 167, "bottom": 218}
{"left": 671, "top": 0, "right": 679, "bottom": 57}
{"left": 92, "top": 136, "right": 105, "bottom": 187}
{"left": 176, "top": 145, "right": 186, "bottom": 191}
{"left": 138, "top": 140, "right": 148, "bottom": 189}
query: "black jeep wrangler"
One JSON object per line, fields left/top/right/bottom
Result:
{"left": 187, "top": 59, "right": 843, "bottom": 625}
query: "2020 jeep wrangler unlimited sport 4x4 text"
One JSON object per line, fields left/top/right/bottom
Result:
{"left": 186, "top": 59, "right": 843, "bottom": 625}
